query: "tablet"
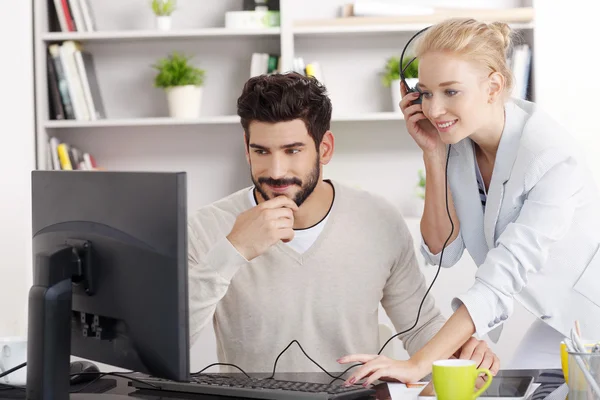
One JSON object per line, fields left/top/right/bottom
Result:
{"left": 417, "top": 376, "right": 534, "bottom": 399}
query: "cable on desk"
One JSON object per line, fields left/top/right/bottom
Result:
{"left": 0, "top": 362, "right": 26, "bottom": 380}
{"left": 192, "top": 363, "right": 251, "bottom": 378}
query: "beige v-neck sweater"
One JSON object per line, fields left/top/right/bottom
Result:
{"left": 188, "top": 181, "right": 446, "bottom": 373}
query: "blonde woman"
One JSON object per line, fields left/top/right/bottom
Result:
{"left": 339, "top": 18, "right": 600, "bottom": 385}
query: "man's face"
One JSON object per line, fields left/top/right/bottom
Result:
{"left": 246, "top": 119, "right": 321, "bottom": 207}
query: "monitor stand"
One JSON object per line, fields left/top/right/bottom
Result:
{"left": 26, "top": 240, "right": 98, "bottom": 400}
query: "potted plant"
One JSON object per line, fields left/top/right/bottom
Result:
{"left": 414, "top": 169, "right": 426, "bottom": 216}
{"left": 151, "top": 0, "right": 176, "bottom": 31}
{"left": 152, "top": 52, "right": 206, "bottom": 119}
{"left": 416, "top": 169, "right": 425, "bottom": 200}
{"left": 381, "top": 56, "right": 419, "bottom": 112}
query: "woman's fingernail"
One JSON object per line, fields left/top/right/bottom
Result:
{"left": 362, "top": 382, "right": 368, "bottom": 387}
{"left": 349, "top": 377, "right": 356, "bottom": 385}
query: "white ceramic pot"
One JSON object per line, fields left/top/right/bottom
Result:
{"left": 156, "top": 16, "right": 172, "bottom": 31}
{"left": 166, "top": 85, "right": 203, "bottom": 119}
{"left": 391, "top": 77, "right": 418, "bottom": 112}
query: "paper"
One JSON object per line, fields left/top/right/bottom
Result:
{"left": 387, "top": 382, "right": 428, "bottom": 400}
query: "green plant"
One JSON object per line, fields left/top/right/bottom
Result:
{"left": 381, "top": 56, "right": 419, "bottom": 88}
{"left": 152, "top": 52, "right": 206, "bottom": 88}
{"left": 151, "top": 0, "right": 176, "bottom": 16}
{"left": 416, "top": 169, "right": 426, "bottom": 199}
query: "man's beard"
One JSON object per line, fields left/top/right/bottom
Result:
{"left": 252, "top": 157, "right": 320, "bottom": 207}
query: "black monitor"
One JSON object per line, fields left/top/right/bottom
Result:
{"left": 27, "top": 171, "right": 190, "bottom": 400}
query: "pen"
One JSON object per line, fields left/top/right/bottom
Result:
{"left": 565, "top": 338, "right": 600, "bottom": 396}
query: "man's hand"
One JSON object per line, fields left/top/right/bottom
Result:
{"left": 227, "top": 195, "right": 299, "bottom": 261}
{"left": 453, "top": 337, "right": 500, "bottom": 375}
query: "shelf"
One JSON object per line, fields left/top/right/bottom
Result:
{"left": 332, "top": 112, "right": 404, "bottom": 122}
{"left": 43, "top": 116, "right": 241, "bottom": 128}
{"left": 41, "top": 27, "right": 281, "bottom": 42}
{"left": 43, "top": 113, "right": 405, "bottom": 128}
{"left": 294, "top": 21, "right": 534, "bottom": 36}
{"left": 294, "top": 7, "right": 534, "bottom": 36}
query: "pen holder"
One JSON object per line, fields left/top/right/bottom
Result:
{"left": 567, "top": 350, "right": 600, "bottom": 399}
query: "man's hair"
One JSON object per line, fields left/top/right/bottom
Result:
{"left": 237, "top": 72, "right": 332, "bottom": 149}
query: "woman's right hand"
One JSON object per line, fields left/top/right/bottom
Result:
{"left": 399, "top": 81, "right": 444, "bottom": 153}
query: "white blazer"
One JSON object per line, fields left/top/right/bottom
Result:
{"left": 420, "top": 98, "right": 600, "bottom": 342}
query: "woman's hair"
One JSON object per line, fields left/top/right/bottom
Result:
{"left": 414, "top": 18, "right": 516, "bottom": 94}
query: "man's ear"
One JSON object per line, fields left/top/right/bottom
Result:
{"left": 320, "top": 131, "right": 335, "bottom": 165}
{"left": 488, "top": 71, "right": 504, "bottom": 103}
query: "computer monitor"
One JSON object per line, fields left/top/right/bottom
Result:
{"left": 27, "top": 171, "right": 190, "bottom": 400}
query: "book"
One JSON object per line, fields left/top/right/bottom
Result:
{"left": 250, "top": 53, "right": 280, "bottom": 77}
{"left": 74, "top": 50, "right": 106, "bottom": 120}
{"left": 59, "top": 41, "right": 90, "bottom": 120}
{"left": 48, "top": 44, "right": 75, "bottom": 119}
{"left": 510, "top": 44, "right": 531, "bottom": 100}
{"left": 48, "top": 136, "right": 101, "bottom": 171}
{"left": 78, "top": 0, "right": 96, "bottom": 32}
{"left": 68, "top": 0, "right": 86, "bottom": 32}
{"left": 47, "top": 52, "right": 65, "bottom": 120}
{"left": 57, "top": 143, "right": 73, "bottom": 170}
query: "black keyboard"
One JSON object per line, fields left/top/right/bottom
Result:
{"left": 131, "top": 373, "right": 376, "bottom": 400}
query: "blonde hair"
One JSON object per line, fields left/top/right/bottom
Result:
{"left": 414, "top": 18, "right": 516, "bottom": 94}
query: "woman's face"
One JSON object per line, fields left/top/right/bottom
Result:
{"left": 417, "top": 51, "right": 498, "bottom": 145}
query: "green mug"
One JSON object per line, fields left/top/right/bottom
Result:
{"left": 432, "top": 359, "right": 493, "bottom": 400}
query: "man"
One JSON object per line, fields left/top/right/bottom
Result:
{"left": 188, "top": 72, "right": 499, "bottom": 377}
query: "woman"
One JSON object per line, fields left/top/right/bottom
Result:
{"left": 338, "top": 18, "right": 600, "bottom": 386}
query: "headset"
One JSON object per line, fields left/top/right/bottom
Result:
{"left": 399, "top": 26, "right": 431, "bottom": 105}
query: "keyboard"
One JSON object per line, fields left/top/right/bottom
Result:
{"left": 131, "top": 373, "right": 377, "bottom": 400}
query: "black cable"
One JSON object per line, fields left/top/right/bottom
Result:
{"left": 0, "top": 362, "right": 26, "bottom": 380}
{"left": 329, "top": 145, "right": 454, "bottom": 384}
{"left": 192, "top": 363, "right": 251, "bottom": 378}
{"left": 378, "top": 145, "right": 453, "bottom": 355}
{"left": 266, "top": 340, "right": 341, "bottom": 381}
{"left": 191, "top": 145, "right": 455, "bottom": 387}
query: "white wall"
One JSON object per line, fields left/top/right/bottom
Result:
{"left": 0, "top": 0, "right": 35, "bottom": 338}
{"left": 534, "top": 0, "right": 600, "bottom": 184}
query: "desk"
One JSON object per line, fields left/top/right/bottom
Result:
{"left": 91, "top": 369, "right": 556, "bottom": 400}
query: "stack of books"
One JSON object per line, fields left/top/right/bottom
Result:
{"left": 46, "top": 136, "right": 101, "bottom": 171}
{"left": 291, "top": 57, "right": 325, "bottom": 84}
{"left": 508, "top": 44, "right": 532, "bottom": 100}
{"left": 47, "top": 41, "right": 105, "bottom": 121}
{"left": 250, "top": 53, "right": 280, "bottom": 77}
{"left": 52, "top": 0, "right": 96, "bottom": 32}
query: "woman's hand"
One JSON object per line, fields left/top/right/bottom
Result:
{"left": 337, "top": 354, "right": 426, "bottom": 387}
{"left": 399, "top": 81, "right": 444, "bottom": 154}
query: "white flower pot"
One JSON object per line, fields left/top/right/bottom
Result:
{"left": 391, "top": 78, "right": 418, "bottom": 112}
{"left": 156, "top": 16, "right": 172, "bottom": 31}
{"left": 166, "top": 85, "right": 203, "bottom": 119}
